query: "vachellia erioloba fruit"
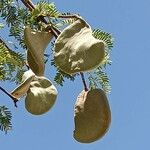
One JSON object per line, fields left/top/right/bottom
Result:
{"left": 73, "top": 89, "right": 111, "bottom": 143}
{"left": 54, "top": 17, "right": 105, "bottom": 75}
{"left": 11, "top": 69, "right": 57, "bottom": 115}
{"left": 24, "top": 27, "right": 53, "bottom": 76}
{"left": 25, "top": 76, "right": 57, "bottom": 115}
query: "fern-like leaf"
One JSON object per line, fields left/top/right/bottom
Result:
{"left": 87, "top": 29, "right": 114, "bottom": 92}
{"left": 0, "top": 106, "right": 12, "bottom": 133}
{"left": 0, "top": 39, "right": 25, "bottom": 84}
{"left": 54, "top": 69, "right": 76, "bottom": 86}
{"left": 88, "top": 67, "right": 111, "bottom": 93}
{"left": 30, "top": 1, "right": 60, "bottom": 20}
{"left": 51, "top": 59, "right": 76, "bottom": 86}
{"left": 56, "top": 18, "right": 77, "bottom": 28}
{"left": 93, "top": 29, "right": 114, "bottom": 52}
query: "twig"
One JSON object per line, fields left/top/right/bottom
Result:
{"left": 43, "top": 14, "right": 80, "bottom": 19}
{"left": 0, "top": 86, "right": 18, "bottom": 107}
{"left": 58, "top": 14, "right": 80, "bottom": 19}
{"left": 80, "top": 73, "right": 88, "bottom": 91}
{"left": 45, "top": 26, "right": 59, "bottom": 38}
{"left": 0, "top": 38, "right": 11, "bottom": 51}
{"left": 26, "top": 0, "right": 35, "bottom": 9}
{"left": 0, "top": 39, "right": 19, "bottom": 107}
{"left": 51, "top": 26, "right": 61, "bottom": 36}
{"left": 21, "top": 0, "right": 33, "bottom": 11}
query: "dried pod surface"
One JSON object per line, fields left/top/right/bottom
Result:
{"left": 27, "top": 50, "right": 41, "bottom": 76}
{"left": 24, "top": 27, "right": 53, "bottom": 76}
{"left": 54, "top": 18, "right": 105, "bottom": 75}
{"left": 25, "top": 76, "right": 57, "bottom": 115}
{"left": 11, "top": 70, "right": 35, "bottom": 99}
{"left": 21, "top": 69, "right": 35, "bottom": 82}
{"left": 74, "top": 89, "right": 111, "bottom": 143}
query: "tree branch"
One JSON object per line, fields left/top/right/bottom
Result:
{"left": 0, "top": 37, "right": 27, "bottom": 68}
{"left": 21, "top": 0, "right": 34, "bottom": 11}
{"left": 0, "top": 86, "right": 18, "bottom": 107}
{"left": 0, "top": 41, "right": 25, "bottom": 107}
{"left": 42, "top": 14, "right": 80, "bottom": 19}
{"left": 0, "top": 38, "right": 10, "bottom": 51}
{"left": 57, "top": 14, "right": 80, "bottom": 19}
{"left": 80, "top": 73, "right": 88, "bottom": 91}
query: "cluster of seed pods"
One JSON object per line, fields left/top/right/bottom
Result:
{"left": 11, "top": 17, "right": 111, "bottom": 143}
{"left": 11, "top": 27, "right": 57, "bottom": 115}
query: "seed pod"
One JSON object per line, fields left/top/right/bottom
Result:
{"left": 21, "top": 69, "right": 35, "bottom": 82}
{"left": 74, "top": 89, "right": 111, "bottom": 143}
{"left": 24, "top": 27, "right": 53, "bottom": 76}
{"left": 54, "top": 17, "right": 105, "bottom": 75}
{"left": 25, "top": 76, "right": 57, "bottom": 115}
{"left": 11, "top": 70, "right": 35, "bottom": 99}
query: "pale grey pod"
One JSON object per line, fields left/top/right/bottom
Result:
{"left": 11, "top": 70, "right": 35, "bottom": 99}
{"left": 54, "top": 18, "right": 105, "bottom": 75}
{"left": 21, "top": 69, "right": 35, "bottom": 82}
{"left": 24, "top": 27, "right": 53, "bottom": 76}
{"left": 73, "top": 89, "right": 111, "bottom": 143}
{"left": 25, "top": 76, "right": 57, "bottom": 115}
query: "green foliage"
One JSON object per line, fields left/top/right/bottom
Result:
{"left": 56, "top": 18, "right": 77, "bottom": 29}
{"left": 28, "top": 1, "right": 60, "bottom": 30}
{"left": 93, "top": 29, "right": 114, "bottom": 52}
{"left": 0, "top": 40, "right": 25, "bottom": 84}
{"left": 31, "top": 1, "right": 60, "bottom": 18}
{"left": 54, "top": 70, "right": 76, "bottom": 86}
{"left": 0, "top": 1, "right": 30, "bottom": 48}
{"left": 56, "top": 13, "right": 77, "bottom": 28}
{"left": 0, "top": 106, "right": 12, "bottom": 133}
{"left": 88, "top": 68, "right": 111, "bottom": 93}
{"left": 51, "top": 58, "right": 76, "bottom": 86}
{"left": 87, "top": 29, "right": 114, "bottom": 93}
{"left": 93, "top": 29, "right": 113, "bottom": 67}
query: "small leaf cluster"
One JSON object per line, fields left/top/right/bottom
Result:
{"left": 0, "top": 106, "right": 12, "bottom": 133}
{"left": 31, "top": 1, "right": 60, "bottom": 18}
{"left": 0, "top": 0, "right": 29, "bottom": 48}
{"left": 87, "top": 29, "right": 114, "bottom": 93}
{"left": 0, "top": 40, "right": 25, "bottom": 84}
{"left": 89, "top": 68, "right": 111, "bottom": 93}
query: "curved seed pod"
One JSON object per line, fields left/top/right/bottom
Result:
{"left": 24, "top": 27, "right": 53, "bottom": 76}
{"left": 11, "top": 70, "right": 35, "bottom": 99}
{"left": 27, "top": 50, "right": 41, "bottom": 76}
{"left": 54, "top": 18, "right": 105, "bottom": 75}
{"left": 25, "top": 76, "right": 57, "bottom": 115}
{"left": 73, "top": 89, "right": 111, "bottom": 143}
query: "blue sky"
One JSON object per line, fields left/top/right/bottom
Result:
{"left": 0, "top": 0, "right": 150, "bottom": 149}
